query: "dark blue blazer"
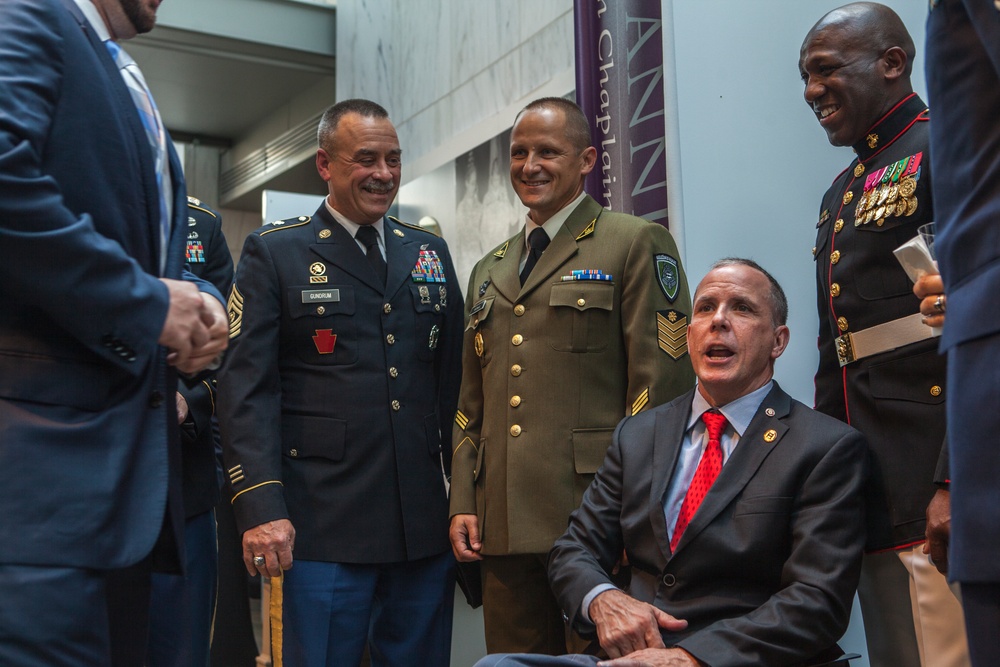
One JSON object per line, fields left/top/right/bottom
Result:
{"left": 0, "top": 0, "right": 220, "bottom": 569}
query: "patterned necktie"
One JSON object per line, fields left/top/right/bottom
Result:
{"left": 671, "top": 410, "right": 728, "bottom": 551}
{"left": 105, "top": 40, "right": 170, "bottom": 272}
{"left": 356, "top": 225, "right": 387, "bottom": 285}
{"left": 519, "top": 227, "right": 550, "bottom": 285}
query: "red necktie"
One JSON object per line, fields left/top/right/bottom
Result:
{"left": 671, "top": 410, "right": 728, "bottom": 551}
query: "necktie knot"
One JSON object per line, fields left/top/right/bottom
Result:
{"left": 356, "top": 225, "right": 387, "bottom": 286}
{"left": 519, "top": 228, "right": 550, "bottom": 285}
{"left": 701, "top": 410, "right": 728, "bottom": 443}
{"left": 356, "top": 224, "right": 379, "bottom": 249}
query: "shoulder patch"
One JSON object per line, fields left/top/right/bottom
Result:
{"left": 227, "top": 284, "right": 244, "bottom": 339}
{"left": 260, "top": 216, "right": 311, "bottom": 236}
{"left": 388, "top": 215, "right": 440, "bottom": 237}
{"left": 654, "top": 254, "right": 680, "bottom": 303}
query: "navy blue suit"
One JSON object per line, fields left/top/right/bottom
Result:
{"left": 0, "top": 0, "right": 221, "bottom": 663}
{"left": 927, "top": 1, "right": 1000, "bottom": 663}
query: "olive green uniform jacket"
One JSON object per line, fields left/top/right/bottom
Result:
{"left": 450, "top": 195, "right": 696, "bottom": 555}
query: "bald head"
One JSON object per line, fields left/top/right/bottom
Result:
{"left": 799, "top": 2, "right": 915, "bottom": 146}
{"left": 806, "top": 3, "right": 915, "bottom": 77}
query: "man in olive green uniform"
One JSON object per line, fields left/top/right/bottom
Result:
{"left": 449, "top": 97, "right": 695, "bottom": 655}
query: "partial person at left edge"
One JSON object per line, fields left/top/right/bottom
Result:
{"left": 0, "top": 0, "right": 229, "bottom": 665}
{"left": 148, "top": 196, "right": 235, "bottom": 667}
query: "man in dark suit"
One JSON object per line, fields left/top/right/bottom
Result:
{"left": 450, "top": 97, "right": 695, "bottom": 655}
{"left": 148, "top": 197, "right": 235, "bottom": 667}
{"left": 800, "top": 5, "right": 968, "bottom": 665}
{"left": 926, "top": 2, "right": 1000, "bottom": 664}
{"left": 218, "top": 98, "right": 463, "bottom": 666}
{"left": 475, "top": 259, "right": 867, "bottom": 667}
{"left": 0, "top": 0, "right": 229, "bottom": 665}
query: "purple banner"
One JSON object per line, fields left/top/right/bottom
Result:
{"left": 574, "top": 0, "right": 669, "bottom": 228}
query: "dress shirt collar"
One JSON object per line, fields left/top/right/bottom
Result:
{"left": 522, "top": 191, "right": 587, "bottom": 251}
{"left": 325, "top": 197, "right": 385, "bottom": 247}
{"left": 688, "top": 381, "right": 774, "bottom": 438}
{"left": 72, "top": 0, "right": 112, "bottom": 41}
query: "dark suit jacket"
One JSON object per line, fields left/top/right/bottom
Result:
{"left": 926, "top": 0, "right": 1000, "bottom": 583}
{"left": 219, "top": 205, "right": 463, "bottom": 563}
{"left": 0, "top": 0, "right": 220, "bottom": 569}
{"left": 549, "top": 384, "right": 867, "bottom": 667}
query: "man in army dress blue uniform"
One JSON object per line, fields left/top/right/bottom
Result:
{"left": 218, "top": 99, "right": 463, "bottom": 667}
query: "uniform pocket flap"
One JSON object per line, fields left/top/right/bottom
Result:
{"left": 466, "top": 297, "right": 495, "bottom": 331}
{"left": 550, "top": 282, "right": 614, "bottom": 312}
{"left": 287, "top": 286, "right": 355, "bottom": 319}
{"left": 869, "top": 349, "right": 945, "bottom": 404}
{"left": 281, "top": 414, "right": 347, "bottom": 461}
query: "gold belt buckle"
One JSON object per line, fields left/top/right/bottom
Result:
{"left": 836, "top": 333, "right": 856, "bottom": 367}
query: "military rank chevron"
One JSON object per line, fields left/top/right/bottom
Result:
{"left": 657, "top": 309, "right": 688, "bottom": 360}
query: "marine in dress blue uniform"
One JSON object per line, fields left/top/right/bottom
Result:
{"left": 218, "top": 100, "right": 463, "bottom": 667}
{"left": 801, "top": 5, "right": 968, "bottom": 666}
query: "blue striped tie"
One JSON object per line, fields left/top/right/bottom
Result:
{"left": 105, "top": 39, "right": 171, "bottom": 272}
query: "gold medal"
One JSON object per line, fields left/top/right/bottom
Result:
{"left": 899, "top": 176, "right": 917, "bottom": 198}
{"left": 874, "top": 205, "right": 886, "bottom": 220}
{"left": 887, "top": 184, "right": 899, "bottom": 205}
{"left": 893, "top": 199, "right": 907, "bottom": 217}
{"left": 876, "top": 184, "right": 890, "bottom": 206}
{"left": 905, "top": 196, "right": 918, "bottom": 216}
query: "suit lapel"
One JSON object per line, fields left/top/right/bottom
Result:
{"left": 650, "top": 391, "right": 695, "bottom": 562}
{"left": 488, "top": 229, "right": 526, "bottom": 304}
{"left": 384, "top": 219, "right": 420, "bottom": 299}
{"left": 671, "top": 385, "right": 791, "bottom": 554}
{"left": 309, "top": 206, "right": 384, "bottom": 293}
{"left": 63, "top": 0, "right": 163, "bottom": 273}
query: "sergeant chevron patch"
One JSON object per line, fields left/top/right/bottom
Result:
{"left": 227, "top": 284, "right": 244, "bottom": 339}
{"left": 657, "top": 309, "right": 688, "bottom": 360}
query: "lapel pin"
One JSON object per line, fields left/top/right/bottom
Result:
{"left": 765, "top": 408, "right": 775, "bottom": 417}
{"left": 763, "top": 429, "right": 778, "bottom": 443}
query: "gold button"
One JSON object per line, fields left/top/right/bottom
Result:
{"left": 830, "top": 283, "right": 841, "bottom": 298}
{"left": 389, "top": 367, "right": 398, "bottom": 378}
{"left": 834, "top": 219, "right": 844, "bottom": 233}
{"left": 391, "top": 400, "right": 401, "bottom": 411}
{"left": 383, "top": 303, "right": 392, "bottom": 314}
{"left": 511, "top": 364, "right": 522, "bottom": 377}
{"left": 386, "top": 334, "right": 395, "bottom": 345}
{"left": 577, "top": 298, "right": 586, "bottom": 307}
{"left": 514, "top": 304, "right": 525, "bottom": 316}
{"left": 843, "top": 191, "right": 854, "bottom": 205}
{"left": 510, "top": 395, "right": 521, "bottom": 407}
{"left": 812, "top": 246, "right": 817, "bottom": 257}
{"left": 930, "top": 385, "right": 943, "bottom": 397}
{"left": 512, "top": 334, "right": 523, "bottom": 346}
{"left": 837, "top": 316, "right": 849, "bottom": 332}
{"left": 510, "top": 424, "right": 522, "bottom": 437}
{"left": 472, "top": 316, "right": 479, "bottom": 327}
{"left": 854, "top": 163, "right": 865, "bottom": 177}
{"left": 316, "top": 306, "right": 326, "bottom": 315}
{"left": 289, "top": 448, "right": 298, "bottom": 457}
{"left": 830, "top": 250, "right": 841, "bottom": 265}
{"left": 434, "top": 304, "right": 441, "bottom": 312}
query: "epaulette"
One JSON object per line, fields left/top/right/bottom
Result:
{"left": 260, "top": 215, "right": 311, "bottom": 236}
{"left": 186, "top": 195, "right": 201, "bottom": 206}
{"left": 187, "top": 199, "right": 218, "bottom": 218}
{"left": 388, "top": 215, "right": 440, "bottom": 237}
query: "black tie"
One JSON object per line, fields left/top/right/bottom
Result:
{"left": 520, "top": 228, "right": 550, "bottom": 285}
{"left": 356, "top": 225, "right": 387, "bottom": 286}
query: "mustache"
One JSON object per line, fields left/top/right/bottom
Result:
{"left": 363, "top": 180, "right": 396, "bottom": 194}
